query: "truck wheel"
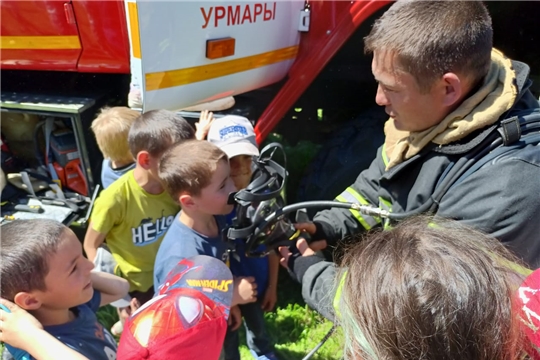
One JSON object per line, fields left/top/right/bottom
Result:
{"left": 297, "top": 108, "right": 386, "bottom": 204}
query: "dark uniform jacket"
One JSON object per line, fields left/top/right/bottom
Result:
{"left": 312, "top": 60, "right": 540, "bottom": 268}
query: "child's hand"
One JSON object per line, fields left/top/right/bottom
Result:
{"left": 294, "top": 222, "right": 328, "bottom": 252}
{"left": 261, "top": 286, "right": 277, "bottom": 312}
{"left": 228, "top": 305, "right": 242, "bottom": 331}
{"left": 232, "top": 276, "right": 257, "bottom": 305}
{"left": 279, "top": 238, "right": 317, "bottom": 270}
{"left": 0, "top": 298, "right": 91, "bottom": 360}
{"left": 195, "top": 110, "right": 215, "bottom": 140}
{"left": 119, "top": 298, "right": 141, "bottom": 324}
{"left": 0, "top": 298, "right": 43, "bottom": 349}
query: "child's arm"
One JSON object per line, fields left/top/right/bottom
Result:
{"left": 91, "top": 271, "right": 130, "bottom": 307}
{"left": 195, "top": 110, "right": 215, "bottom": 140}
{"left": 261, "top": 252, "right": 279, "bottom": 312}
{"left": 228, "top": 305, "right": 242, "bottom": 331}
{"left": 83, "top": 224, "right": 106, "bottom": 262}
{"left": 0, "top": 299, "right": 90, "bottom": 360}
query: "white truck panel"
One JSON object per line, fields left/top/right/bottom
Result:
{"left": 125, "top": 0, "right": 304, "bottom": 112}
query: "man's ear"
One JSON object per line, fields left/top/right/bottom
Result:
{"left": 441, "top": 72, "right": 465, "bottom": 107}
{"left": 137, "top": 151, "right": 151, "bottom": 170}
{"left": 13, "top": 292, "right": 42, "bottom": 311}
{"left": 179, "top": 193, "right": 196, "bottom": 209}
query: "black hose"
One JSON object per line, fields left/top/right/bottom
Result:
{"left": 251, "top": 201, "right": 356, "bottom": 239}
{"left": 252, "top": 136, "right": 505, "bottom": 227}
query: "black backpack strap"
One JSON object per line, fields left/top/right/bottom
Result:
{"left": 497, "top": 116, "right": 521, "bottom": 145}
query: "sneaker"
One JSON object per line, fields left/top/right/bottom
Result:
{"left": 111, "top": 320, "right": 124, "bottom": 336}
{"left": 249, "top": 350, "right": 279, "bottom": 360}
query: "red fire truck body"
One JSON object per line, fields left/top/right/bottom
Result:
{"left": 1, "top": 1, "right": 538, "bottom": 201}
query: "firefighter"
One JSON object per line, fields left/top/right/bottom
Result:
{"left": 295, "top": 1, "right": 540, "bottom": 268}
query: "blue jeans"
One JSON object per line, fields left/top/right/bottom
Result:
{"left": 224, "top": 301, "right": 275, "bottom": 360}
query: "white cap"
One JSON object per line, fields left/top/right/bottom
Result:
{"left": 92, "top": 247, "right": 132, "bottom": 308}
{"left": 207, "top": 115, "right": 259, "bottom": 158}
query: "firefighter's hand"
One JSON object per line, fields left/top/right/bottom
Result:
{"left": 228, "top": 305, "right": 242, "bottom": 331}
{"left": 232, "top": 276, "right": 257, "bottom": 305}
{"left": 195, "top": 110, "right": 215, "bottom": 140}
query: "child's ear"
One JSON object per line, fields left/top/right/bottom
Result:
{"left": 13, "top": 292, "right": 42, "bottom": 311}
{"left": 137, "top": 151, "right": 151, "bottom": 170}
{"left": 179, "top": 193, "right": 196, "bottom": 209}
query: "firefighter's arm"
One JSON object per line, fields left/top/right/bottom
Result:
{"left": 90, "top": 271, "right": 130, "bottom": 307}
{"left": 279, "top": 239, "right": 336, "bottom": 321}
{"left": 311, "top": 147, "right": 384, "bottom": 245}
{"left": 83, "top": 225, "right": 106, "bottom": 262}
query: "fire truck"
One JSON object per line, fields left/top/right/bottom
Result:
{"left": 1, "top": 1, "right": 538, "bottom": 204}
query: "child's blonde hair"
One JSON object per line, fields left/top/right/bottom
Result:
{"left": 91, "top": 107, "right": 140, "bottom": 164}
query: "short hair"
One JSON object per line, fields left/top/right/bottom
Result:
{"left": 159, "top": 140, "right": 228, "bottom": 200}
{"left": 338, "top": 216, "right": 522, "bottom": 360}
{"left": 128, "top": 110, "right": 195, "bottom": 158}
{"left": 0, "top": 219, "right": 67, "bottom": 301}
{"left": 91, "top": 106, "right": 140, "bottom": 164}
{"left": 365, "top": 1, "right": 493, "bottom": 92}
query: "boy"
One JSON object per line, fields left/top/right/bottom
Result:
{"left": 91, "top": 106, "right": 139, "bottom": 189}
{"left": 155, "top": 140, "right": 258, "bottom": 310}
{"left": 83, "top": 110, "right": 195, "bottom": 331}
{"left": 92, "top": 107, "right": 214, "bottom": 188}
{"left": 208, "top": 116, "right": 280, "bottom": 360}
{"left": 0, "top": 219, "right": 129, "bottom": 359}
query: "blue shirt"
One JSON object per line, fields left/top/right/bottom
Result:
{"left": 4, "top": 292, "right": 117, "bottom": 360}
{"left": 227, "top": 210, "right": 269, "bottom": 294}
{"left": 100, "top": 159, "right": 135, "bottom": 189}
{"left": 154, "top": 212, "right": 229, "bottom": 293}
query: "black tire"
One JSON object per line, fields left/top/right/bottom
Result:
{"left": 297, "top": 108, "right": 386, "bottom": 204}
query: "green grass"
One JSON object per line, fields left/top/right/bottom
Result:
{"left": 95, "top": 267, "right": 343, "bottom": 360}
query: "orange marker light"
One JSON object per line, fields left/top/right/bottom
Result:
{"left": 206, "top": 38, "right": 235, "bottom": 60}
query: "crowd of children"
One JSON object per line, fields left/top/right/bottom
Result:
{"left": 0, "top": 108, "right": 280, "bottom": 360}
{"left": 2, "top": 106, "right": 540, "bottom": 360}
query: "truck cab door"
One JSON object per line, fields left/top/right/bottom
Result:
{"left": 1, "top": 1, "right": 82, "bottom": 71}
{"left": 125, "top": 0, "right": 305, "bottom": 111}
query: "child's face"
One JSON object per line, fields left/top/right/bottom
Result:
{"left": 229, "top": 155, "right": 253, "bottom": 190}
{"left": 35, "top": 229, "right": 95, "bottom": 309}
{"left": 194, "top": 159, "right": 237, "bottom": 215}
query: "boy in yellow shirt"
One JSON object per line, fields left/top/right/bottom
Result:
{"left": 84, "top": 110, "right": 200, "bottom": 333}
